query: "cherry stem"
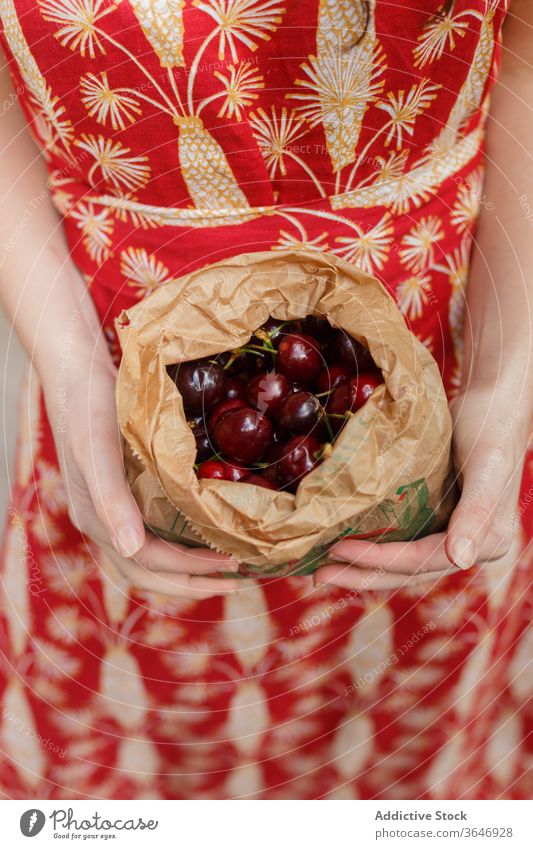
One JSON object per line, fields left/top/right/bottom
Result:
{"left": 247, "top": 343, "right": 273, "bottom": 355}
{"left": 322, "top": 412, "right": 335, "bottom": 441}
{"left": 327, "top": 412, "right": 350, "bottom": 419}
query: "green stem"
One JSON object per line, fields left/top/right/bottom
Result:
{"left": 322, "top": 413, "right": 335, "bottom": 441}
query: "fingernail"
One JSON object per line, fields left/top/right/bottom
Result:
{"left": 115, "top": 525, "right": 143, "bottom": 558}
{"left": 451, "top": 537, "right": 476, "bottom": 570}
{"left": 327, "top": 547, "right": 350, "bottom": 562}
{"left": 226, "top": 560, "right": 240, "bottom": 572}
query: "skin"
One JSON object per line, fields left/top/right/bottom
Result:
{"left": 316, "top": 0, "right": 533, "bottom": 590}
{"left": 1, "top": 2, "right": 532, "bottom": 598}
{"left": 0, "top": 59, "right": 240, "bottom": 600}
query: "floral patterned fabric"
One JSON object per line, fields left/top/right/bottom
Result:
{"left": 1, "top": 0, "right": 532, "bottom": 800}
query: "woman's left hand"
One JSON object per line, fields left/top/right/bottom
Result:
{"left": 313, "top": 378, "right": 530, "bottom": 591}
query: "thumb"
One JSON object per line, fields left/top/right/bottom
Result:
{"left": 82, "top": 430, "right": 146, "bottom": 558}
{"left": 445, "top": 445, "right": 513, "bottom": 570}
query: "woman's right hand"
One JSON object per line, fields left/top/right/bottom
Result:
{"left": 0, "top": 62, "right": 240, "bottom": 598}
{"left": 40, "top": 329, "right": 241, "bottom": 600}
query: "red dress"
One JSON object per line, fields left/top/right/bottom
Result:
{"left": 1, "top": 0, "right": 532, "bottom": 799}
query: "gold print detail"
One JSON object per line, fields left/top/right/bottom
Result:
{"left": 120, "top": 246, "right": 174, "bottom": 296}
{"left": 399, "top": 215, "right": 444, "bottom": 271}
{"left": 451, "top": 167, "right": 484, "bottom": 233}
{"left": 129, "top": 0, "right": 185, "bottom": 68}
{"left": 413, "top": 2, "right": 468, "bottom": 68}
{"left": 212, "top": 61, "right": 264, "bottom": 122}
{"left": 397, "top": 272, "right": 434, "bottom": 320}
{"left": 332, "top": 125, "right": 483, "bottom": 213}
{"left": 376, "top": 79, "right": 440, "bottom": 149}
{"left": 38, "top": 0, "right": 120, "bottom": 58}
{"left": 333, "top": 212, "right": 393, "bottom": 274}
{"left": 175, "top": 115, "right": 249, "bottom": 211}
{"left": 74, "top": 133, "right": 151, "bottom": 192}
{"left": 0, "top": 0, "right": 73, "bottom": 157}
{"left": 249, "top": 106, "right": 306, "bottom": 178}
{"left": 192, "top": 0, "right": 285, "bottom": 62}
{"left": 69, "top": 201, "right": 114, "bottom": 263}
{"left": 289, "top": 0, "right": 385, "bottom": 174}
{"left": 80, "top": 71, "right": 142, "bottom": 130}
{"left": 431, "top": 2, "right": 499, "bottom": 152}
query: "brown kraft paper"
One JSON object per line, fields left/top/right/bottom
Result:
{"left": 116, "top": 250, "right": 456, "bottom": 578}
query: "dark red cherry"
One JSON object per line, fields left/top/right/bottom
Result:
{"left": 187, "top": 414, "right": 205, "bottom": 435}
{"left": 223, "top": 462, "right": 249, "bottom": 481}
{"left": 328, "top": 331, "right": 374, "bottom": 372}
{"left": 197, "top": 460, "right": 227, "bottom": 480}
{"left": 327, "top": 383, "right": 355, "bottom": 415}
{"left": 261, "top": 441, "right": 284, "bottom": 484}
{"left": 228, "top": 351, "right": 262, "bottom": 376}
{"left": 279, "top": 435, "right": 322, "bottom": 490}
{"left": 225, "top": 376, "right": 245, "bottom": 400}
{"left": 212, "top": 406, "right": 273, "bottom": 464}
{"left": 300, "top": 315, "right": 333, "bottom": 341}
{"left": 242, "top": 474, "right": 278, "bottom": 490}
{"left": 351, "top": 372, "right": 383, "bottom": 408}
{"left": 277, "top": 333, "right": 323, "bottom": 383}
{"left": 173, "top": 360, "right": 226, "bottom": 414}
{"left": 327, "top": 372, "right": 383, "bottom": 415}
{"left": 276, "top": 391, "right": 321, "bottom": 436}
{"left": 194, "top": 429, "right": 212, "bottom": 461}
{"left": 316, "top": 364, "right": 352, "bottom": 394}
{"left": 245, "top": 371, "right": 291, "bottom": 415}
{"left": 208, "top": 398, "right": 246, "bottom": 430}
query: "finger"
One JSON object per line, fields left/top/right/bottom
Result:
{"left": 79, "top": 428, "right": 146, "bottom": 559}
{"left": 314, "top": 563, "right": 460, "bottom": 591}
{"left": 112, "top": 554, "right": 241, "bottom": 598}
{"left": 327, "top": 533, "right": 452, "bottom": 574}
{"left": 138, "top": 532, "right": 239, "bottom": 574}
{"left": 445, "top": 445, "right": 518, "bottom": 570}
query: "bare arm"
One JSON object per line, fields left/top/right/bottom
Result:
{"left": 0, "top": 58, "right": 238, "bottom": 596}
{"left": 319, "top": 0, "right": 533, "bottom": 586}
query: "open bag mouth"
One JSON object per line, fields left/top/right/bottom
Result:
{"left": 116, "top": 249, "right": 455, "bottom": 569}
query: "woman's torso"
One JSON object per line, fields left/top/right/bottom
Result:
{"left": 0, "top": 0, "right": 509, "bottom": 388}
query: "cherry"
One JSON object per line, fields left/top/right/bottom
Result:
{"left": 197, "top": 460, "right": 227, "bottom": 480}
{"left": 351, "top": 372, "right": 383, "bottom": 407}
{"left": 261, "top": 441, "right": 284, "bottom": 484}
{"left": 276, "top": 390, "right": 321, "bottom": 435}
{"left": 208, "top": 397, "right": 246, "bottom": 430}
{"left": 228, "top": 351, "right": 263, "bottom": 376}
{"left": 328, "top": 331, "right": 374, "bottom": 372}
{"left": 277, "top": 333, "right": 323, "bottom": 383}
{"left": 225, "top": 376, "right": 245, "bottom": 400}
{"left": 187, "top": 415, "right": 213, "bottom": 460}
{"left": 279, "top": 435, "right": 322, "bottom": 490}
{"left": 242, "top": 473, "right": 278, "bottom": 490}
{"left": 245, "top": 371, "right": 291, "bottom": 415}
{"left": 194, "top": 429, "right": 212, "bottom": 461}
{"left": 213, "top": 406, "right": 273, "bottom": 464}
{"left": 173, "top": 360, "right": 226, "bottom": 414}
{"left": 327, "top": 384, "right": 354, "bottom": 416}
{"left": 223, "top": 462, "right": 249, "bottom": 481}
{"left": 316, "top": 364, "right": 352, "bottom": 394}
{"left": 300, "top": 315, "right": 333, "bottom": 341}
{"left": 327, "top": 372, "right": 383, "bottom": 415}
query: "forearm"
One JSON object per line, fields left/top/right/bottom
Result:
{"left": 0, "top": 62, "right": 108, "bottom": 390}
{"left": 464, "top": 0, "right": 533, "bottom": 419}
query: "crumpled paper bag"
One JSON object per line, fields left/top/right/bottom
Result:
{"left": 116, "top": 250, "right": 456, "bottom": 577}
